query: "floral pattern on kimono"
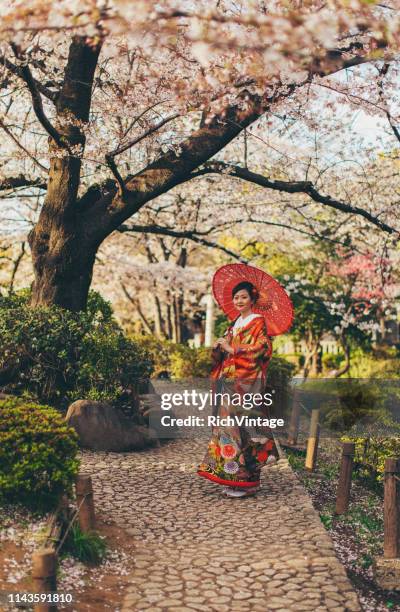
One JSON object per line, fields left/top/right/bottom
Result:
{"left": 197, "top": 315, "right": 279, "bottom": 488}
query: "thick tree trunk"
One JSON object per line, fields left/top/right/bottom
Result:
{"left": 332, "top": 339, "right": 351, "bottom": 378}
{"left": 29, "top": 226, "right": 96, "bottom": 311}
{"left": 310, "top": 345, "right": 322, "bottom": 376}
{"left": 301, "top": 332, "right": 321, "bottom": 379}
{"left": 153, "top": 295, "right": 165, "bottom": 338}
{"left": 166, "top": 300, "right": 173, "bottom": 340}
{"left": 172, "top": 296, "right": 182, "bottom": 343}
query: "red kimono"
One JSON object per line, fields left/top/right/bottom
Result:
{"left": 197, "top": 314, "right": 279, "bottom": 488}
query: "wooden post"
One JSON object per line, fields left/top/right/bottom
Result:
{"left": 305, "top": 409, "right": 319, "bottom": 471}
{"left": 335, "top": 442, "right": 355, "bottom": 514}
{"left": 287, "top": 389, "right": 301, "bottom": 446}
{"left": 384, "top": 458, "right": 400, "bottom": 558}
{"left": 32, "top": 548, "right": 57, "bottom": 612}
{"left": 75, "top": 473, "right": 96, "bottom": 532}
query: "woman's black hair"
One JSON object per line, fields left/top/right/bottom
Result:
{"left": 232, "top": 281, "right": 259, "bottom": 304}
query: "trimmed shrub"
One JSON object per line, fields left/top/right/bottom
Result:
{"left": 0, "top": 398, "right": 79, "bottom": 510}
{"left": 70, "top": 322, "right": 154, "bottom": 402}
{"left": 214, "top": 313, "right": 230, "bottom": 338}
{"left": 0, "top": 290, "right": 154, "bottom": 406}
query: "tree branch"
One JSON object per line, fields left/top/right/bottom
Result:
{"left": 8, "top": 241, "right": 26, "bottom": 295}
{"left": 105, "top": 113, "right": 181, "bottom": 197}
{"left": 117, "top": 223, "right": 248, "bottom": 262}
{"left": 0, "top": 118, "right": 48, "bottom": 172}
{"left": 377, "top": 63, "right": 400, "bottom": 145}
{"left": 120, "top": 281, "right": 154, "bottom": 334}
{"left": 108, "top": 113, "right": 180, "bottom": 159}
{"left": 245, "top": 218, "right": 365, "bottom": 252}
{"left": 0, "top": 54, "right": 58, "bottom": 101}
{"left": 192, "top": 162, "right": 399, "bottom": 236}
{"left": 105, "top": 153, "right": 127, "bottom": 197}
{"left": 0, "top": 175, "right": 47, "bottom": 191}
{"left": 10, "top": 44, "right": 67, "bottom": 149}
{"left": 85, "top": 43, "right": 390, "bottom": 241}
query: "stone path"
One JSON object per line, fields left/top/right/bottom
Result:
{"left": 80, "top": 436, "right": 362, "bottom": 612}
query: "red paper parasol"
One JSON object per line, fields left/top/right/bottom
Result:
{"left": 212, "top": 263, "right": 294, "bottom": 336}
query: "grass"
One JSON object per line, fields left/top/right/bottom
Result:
{"left": 61, "top": 524, "right": 107, "bottom": 565}
{"left": 320, "top": 512, "right": 334, "bottom": 530}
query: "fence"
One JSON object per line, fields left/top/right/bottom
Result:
{"left": 284, "top": 399, "right": 400, "bottom": 584}
{"left": 32, "top": 474, "right": 96, "bottom": 612}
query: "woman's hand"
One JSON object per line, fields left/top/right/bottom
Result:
{"left": 214, "top": 337, "right": 234, "bottom": 354}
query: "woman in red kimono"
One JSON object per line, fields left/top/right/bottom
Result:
{"left": 197, "top": 280, "right": 279, "bottom": 498}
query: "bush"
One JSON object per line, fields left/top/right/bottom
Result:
{"left": 129, "top": 335, "right": 174, "bottom": 378}
{"left": 132, "top": 334, "right": 295, "bottom": 389}
{"left": 70, "top": 322, "right": 154, "bottom": 403}
{"left": 299, "top": 378, "right": 399, "bottom": 435}
{"left": 0, "top": 290, "right": 154, "bottom": 406}
{"left": 131, "top": 334, "right": 212, "bottom": 379}
{"left": 214, "top": 313, "right": 230, "bottom": 338}
{"left": 266, "top": 354, "right": 296, "bottom": 390}
{"left": 321, "top": 352, "right": 344, "bottom": 371}
{"left": 265, "top": 355, "right": 296, "bottom": 417}
{"left": 348, "top": 346, "right": 400, "bottom": 379}
{"left": 169, "top": 345, "right": 212, "bottom": 379}
{"left": 343, "top": 436, "right": 400, "bottom": 483}
{"left": 0, "top": 398, "right": 79, "bottom": 511}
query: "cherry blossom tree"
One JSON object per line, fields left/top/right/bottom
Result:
{"left": 0, "top": 1, "right": 398, "bottom": 311}
{"left": 284, "top": 246, "right": 397, "bottom": 378}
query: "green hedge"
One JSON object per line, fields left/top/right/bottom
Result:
{"left": 0, "top": 290, "right": 154, "bottom": 406}
{"left": 0, "top": 398, "right": 79, "bottom": 510}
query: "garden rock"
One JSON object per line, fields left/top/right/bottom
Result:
{"left": 139, "top": 393, "right": 179, "bottom": 439}
{"left": 66, "top": 400, "right": 157, "bottom": 451}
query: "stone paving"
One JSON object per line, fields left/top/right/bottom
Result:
{"left": 80, "top": 433, "right": 362, "bottom": 612}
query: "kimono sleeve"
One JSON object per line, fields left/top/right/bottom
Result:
{"left": 211, "top": 345, "right": 224, "bottom": 367}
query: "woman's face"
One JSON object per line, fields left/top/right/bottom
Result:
{"left": 233, "top": 289, "right": 253, "bottom": 313}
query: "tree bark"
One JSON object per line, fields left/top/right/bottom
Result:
{"left": 29, "top": 228, "right": 97, "bottom": 311}
{"left": 310, "top": 346, "right": 320, "bottom": 377}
